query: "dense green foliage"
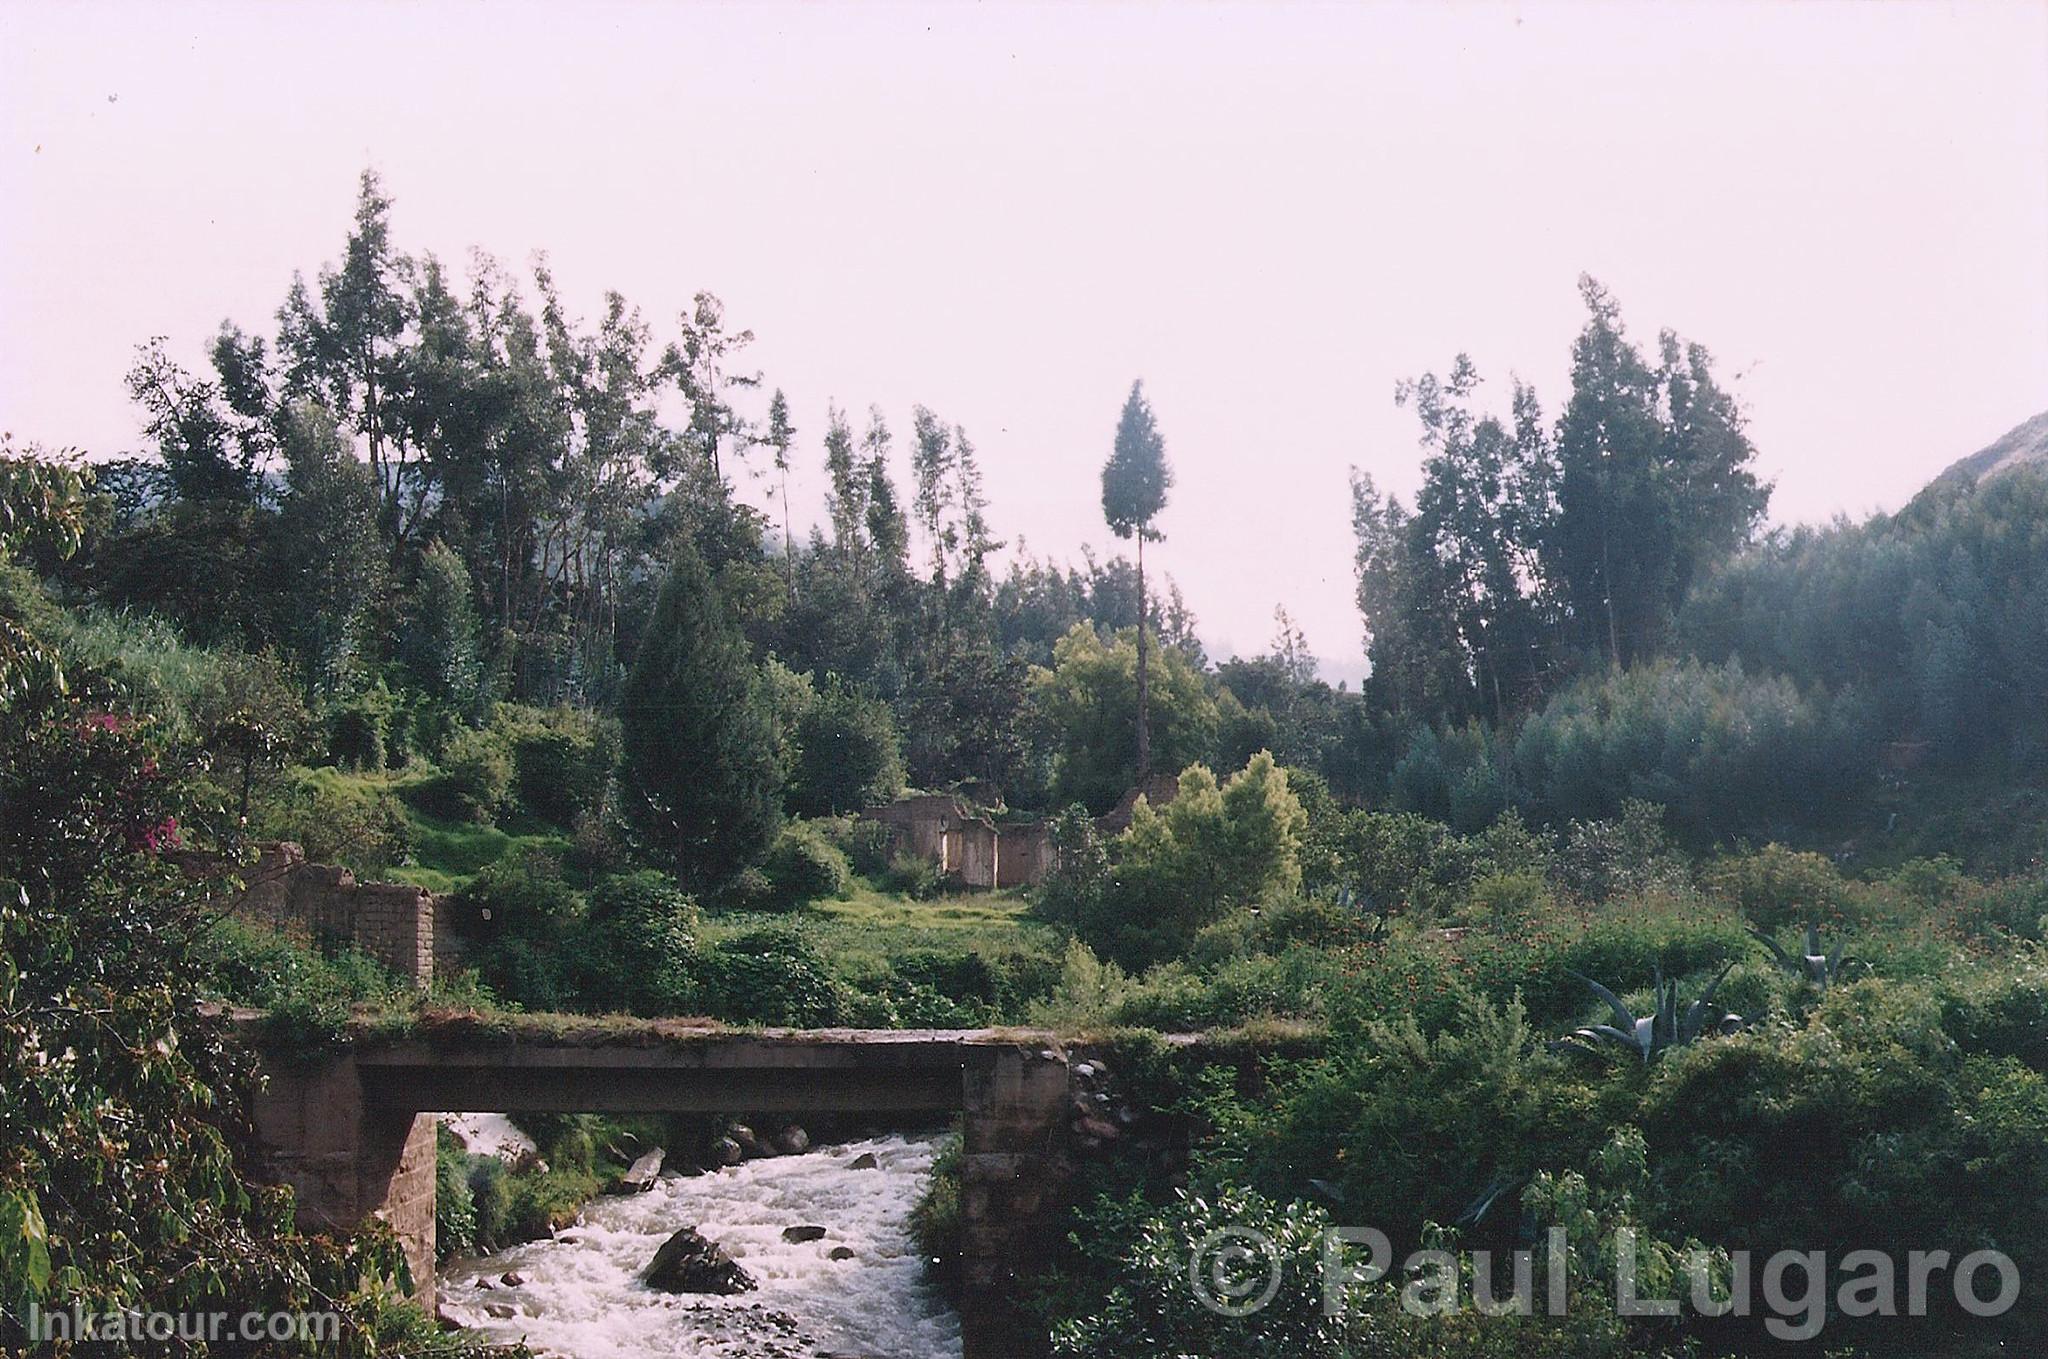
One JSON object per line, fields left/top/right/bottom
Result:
{"left": 620, "top": 539, "right": 784, "bottom": 889}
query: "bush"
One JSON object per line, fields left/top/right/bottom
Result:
{"left": 1945, "top": 873, "right": 2048, "bottom": 943}
{"left": 499, "top": 703, "right": 620, "bottom": 827}
{"left": 1081, "top": 753, "right": 1305, "bottom": 968}
{"left": 909, "top": 1132, "right": 964, "bottom": 1297}
{"left": 430, "top": 726, "right": 513, "bottom": 824}
{"left": 435, "top": 1127, "right": 477, "bottom": 1260}
{"left": 845, "top": 819, "right": 896, "bottom": 878}
{"left": 327, "top": 696, "right": 388, "bottom": 771}
{"left": 760, "top": 821, "right": 851, "bottom": 910}
{"left": 448, "top": 851, "right": 582, "bottom": 1010}
{"left": 567, "top": 871, "right": 700, "bottom": 1016}
{"left": 1514, "top": 656, "right": 1877, "bottom": 841}
{"left": 1704, "top": 843, "right": 1846, "bottom": 932}
{"left": 1034, "top": 805, "right": 1108, "bottom": 932}
{"left": 696, "top": 924, "right": 841, "bottom": 1026}
{"left": 198, "top": 918, "right": 405, "bottom": 1051}
{"left": 881, "top": 850, "right": 942, "bottom": 901}
{"left": 249, "top": 769, "right": 414, "bottom": 877}
{"left": 468, "top": 1157, "right": 513, "bottom": 1253}
{"left": 788, "top": 678, "right": 904, "bottom": 816}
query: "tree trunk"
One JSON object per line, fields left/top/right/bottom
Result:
{"left": 1136, "top": 532, "right": 1152, "bottom": 782}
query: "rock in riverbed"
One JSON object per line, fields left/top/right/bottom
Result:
{"left": 642, "top": 1226, "right": 757, "bottom": 1295}
{"left": 780, "top": 1224, "right": 827, "bottom": 1243}
{"left": 607, "top": 1146, "right": 665, "bottom": 1193}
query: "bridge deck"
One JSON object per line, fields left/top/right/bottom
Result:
{"left": 346, "top": 1026, "right": 1058, "bottom": 1115}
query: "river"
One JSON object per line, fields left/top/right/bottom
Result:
{"left": 439, "top": 1133, "right": 962, "bottom": 1359}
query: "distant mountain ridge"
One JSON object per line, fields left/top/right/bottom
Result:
{"left": 1928, "top": 409, "right": 2048, "bottom": 490}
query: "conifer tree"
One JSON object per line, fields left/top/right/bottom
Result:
{"left": 621, "top": 538, "right": 783, "bottom": 888}
{"left": 1100, "top": 379, "right": 1174, "bottom": 779}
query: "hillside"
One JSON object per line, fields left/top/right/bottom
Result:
{"left": 1928, "top": 407, "right": 2048, "bottom": 489}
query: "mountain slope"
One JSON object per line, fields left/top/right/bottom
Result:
{"left": 1928, "top": 409, "right": 2048, "bottom": 490}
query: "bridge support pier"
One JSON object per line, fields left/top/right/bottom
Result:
{"left": 959, "top": 1044, "right": 1075, "bottom": 1359}
{"left": 249, "top": 1054, "right": 438, "bottom": 1299}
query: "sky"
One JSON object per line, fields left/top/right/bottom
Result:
{"left": 4, "top": 1, "right": 2046, "bottom": 681}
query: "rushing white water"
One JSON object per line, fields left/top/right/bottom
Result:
{"left": 440, "top": 1133, "right": 962, "bottom": 1359}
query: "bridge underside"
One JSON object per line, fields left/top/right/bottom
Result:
{"left": 247, "top": 1025, "right": 1074, "bottom": 1359}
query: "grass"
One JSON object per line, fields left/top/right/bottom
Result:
{"left": 280, "top": 764, "right": 574, "bottom": 895}
{"left": 388, "top": 807, "right": 572, "bottom": 895}
{"left": 705, "top": 882, "right": 1058, "bottom": 967}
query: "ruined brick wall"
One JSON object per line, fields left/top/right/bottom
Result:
{"left": 995, "top": 821, "right": 1053, "bottom": 889}
{"left": 949, "top": 819, "right": 1002, "bottom": 889}
{"left": 181, "top": 843, "right": 435, "bottom": 987}
{"left": 862, "top": 776, "right": 1180, "bottom": 891}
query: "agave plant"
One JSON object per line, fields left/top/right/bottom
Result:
{"left": 1751, "top": 919, "right": 1862, "bottom": 990}
{"left": 1554, "top": 962, "right": 1744, "bottom": 1062}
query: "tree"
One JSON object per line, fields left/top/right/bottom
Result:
{"left": 1100, "top": 380, "right": 1175, "bottom": 779}
{"left": 1546, "top": 276, "right": 1767, "bottom": 664}
{"left": 1029, "top": 621, "right": 1218, "bottom": 811}
{"left": 273, "top": 399, "right": 384, "bottom": 696}
{"left": 789, "top": 677, "right": 905, "bottom": 816}
{"left": 910, "top": 404, "right": 957, "bottom": 584}
{"left": 620, "top": 539, "right": 783, "bottom": 889}
{"left": 399, "top": 539, "right": 486, "bottom": 716}
{"left": 766, "top": 388, "right": 796, "bottom": 596}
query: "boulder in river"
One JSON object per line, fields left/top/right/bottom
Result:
{"left": 828, "top": 1246, "right": 857, "bottom": 1261}
{"left": 847, "top": 1152, "right": 879, "bottom": 1170}
{"left": 607, "top": 1146, "right": 665, "bottom": 1193}
{"left": 728, "top": 1122, "right": 763, "bottom": 1157}
{"left": 781, "top": 1224, "right": 828, "bottom": 1243}
{"left": 708, "top": 1136, "right": 743, "bottom": 1167}
{"left": 642, "top": 1226, "right": 757, "bottom": 1295}
{"left": 772, "top": 1124, "right": 810, "bottom": 1155}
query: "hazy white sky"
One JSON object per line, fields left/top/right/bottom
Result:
{"left": 5, "top": 1, "right": 2045, "bottom": 677}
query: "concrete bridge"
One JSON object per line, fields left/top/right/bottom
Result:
{"left": 246, "top": 1021, "right": 1076, "bottom": 1358}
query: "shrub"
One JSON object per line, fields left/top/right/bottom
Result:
{"left": 845, "top": 819, "right": 896, "bottom": 878}
{"left": 908, "top": 1133, "right": 964, "bottom": 1298}
{"left": 567, "top": 871, "right": 700, "bottom": 1016}
{"left": 327, "top": 696, "right": 387, "bottom": 771}
{"left": 468, "top": 1157, "right": 513, "bottom": 1253}
{"left": 696, "top": 924, "right": 841, "bottom": 1026}
{"left": 1945, "top": 873, "right": 2048, "bottom": 943}
{"left": 760, "top": 821, "right": 851, "bottom": 910}
{"left": 1034, "top": 804, "right": 1108, "bottom": 932}
{"left": 1029, "top": 939, "right": 1136, "bottom": 1028}
{"left": 1704, "top": 844, "right": 1846, "bottom": 932}
{"left": 1046, "top": 1185, "right": 1349, "bottom": 1358}
{"left": 788, "top": 677, "right": 904, "bottom": 816}
{"left": 249, "top": 769, "right": 413, "bottom": 877}
{"left": 1514, "top": 656, "right": 1877, "bottom": 841}
{"left": 435, "top": 1127, "right": 477, "bottom": 1260}
{"left": 431, "top": 726, "right": 513, "bottom": 824}
{"left": 448, "top": 851, "right": 582, "bottom": 1010}
{"left": 1082, "top": 752, "right": 1306, "bottom": 968}
{"left": 567, "top": 807, "right": 631, "bottom": 877}
{"left": 499, "top": 703, "right": 620, "bottom": 827}
{"left": 881, "top": 850, "right": 942, "bottom": 901}
{"left": 198, "top": 919, "right": 404, "bottom": 1052}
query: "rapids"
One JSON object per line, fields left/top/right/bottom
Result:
{"left": 440, "top": 1133, "right": 962, "bottom": 1359}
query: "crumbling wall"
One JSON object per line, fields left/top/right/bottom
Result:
{"left": 860, "top": 774, "right": 1181, "bottom": 889}
{"left": 179, "top": 842, "right": 435, "bottom": 987}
